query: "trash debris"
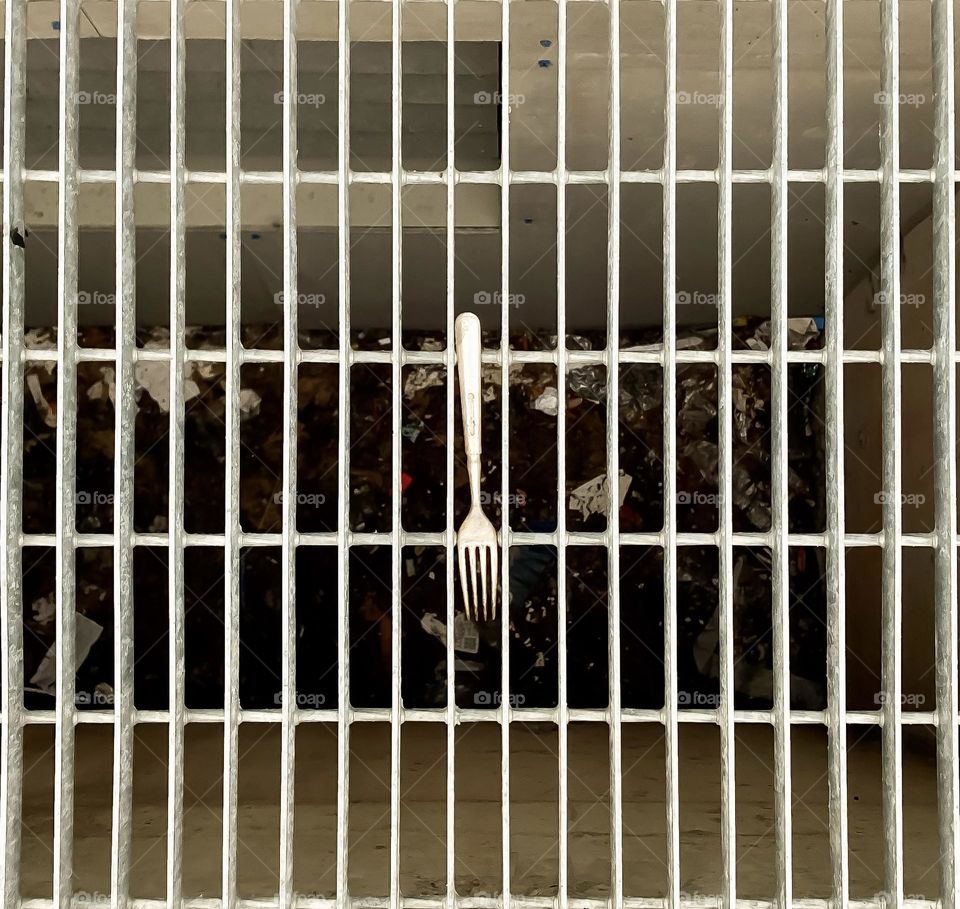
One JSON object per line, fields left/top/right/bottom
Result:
{"left": 28, "top": 612, "right": 103, "bottom": 696}
{"left": 532, "top": 386, "right": 559, "bottom": 416}
{"left": 16, "top": 318, "right": 826, "bottom": 713}
{"left": 568, "top": 471, "right": 631, "bottom": 520}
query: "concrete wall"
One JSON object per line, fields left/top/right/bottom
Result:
{"left": 841, "top": 204, "right": 942, "bottom": 714}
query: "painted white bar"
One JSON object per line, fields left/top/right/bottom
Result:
{"left": 500, "top": 0, "right": 513, "bottom": 899}
{"left": 607, "top": 0, "right": 624, "bottom": 904}
{"left": 7, "top": 166, "right": 960, "bottom": 193}
{"left": 12, "top": 529, "right": 954, "bottom": 551}
{"left": 716, "top": 0, "right": 737, "bottom": 903}
{"left": 823, "top": 0, "right": 850, "bottom": 903}
{"left": 279, "top": 0, "right": 299, "bottom": 899}
{"left": 14, "top": 346, "right": 958, "bottom": 370}
{"left": 165, "top": 0, "right": 188, "bottom": 899}
{"left": 930, "top": 0, "right": 959, "bottom": 902}
{"left": 336, "top": 0, "right": 353, "bottom": 895}
{"left": 444, "top": 0, "right": 457, "bottom": 904}
{"left": 0, "top": 0, "right": 28, "bottom": 899}
{"left": 110, "top": 0, "right": 139, "bottom": 904}
{"left": 11, "top": 705, "right": 957, "bottom": 728}
{"left": 769, "top": 0, "right": 793, "bottom": 905}
{"left": 389, "top": 0, "right": 403, "bottom": 905}
{"left": 661, "top": 0, "right": 681, "bottom": 903}
{"left": 223, "top": 0, "right": 243, "bottom": 904}
{"left": 878, "top": 0, "right": 904, "bottom": 905}
{"left": 555, "top": 0, "right": 569, "bottom": 902}
{"left": 54, "top": 0, "right": 82, "bottom": 903}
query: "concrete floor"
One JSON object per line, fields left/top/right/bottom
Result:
{"left": 17, "top": 721, "right": 944, "bottom": 901}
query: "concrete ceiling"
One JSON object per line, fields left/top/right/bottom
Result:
{"left": 10, "top": 0, "right": 953, "bottom": 332}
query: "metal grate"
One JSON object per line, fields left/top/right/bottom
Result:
{"left": 1, "top": 0, "right": 959, "bottom": 907}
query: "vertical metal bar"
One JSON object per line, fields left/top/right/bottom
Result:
{"left": 930, "top": 0, "right": 959, "bottom": 902}
{"left": 166, "top": 0, "right": 188, "bottom": 899}
{"left": 54, "top": 0, "right": 82, "bottom": 903}
{"left": 111, "top": 0, "right": 139, "bottom": 904}
{"left": 444, "top": 0, "right": 457, "bottom": 902}
{"left": 0, "top": 0, "right": 28, "bottom": 900}
{"left": 336, "top": 0, "right": 352, "bottom": 895}
{"left": 279, "top": 0, "right": 299, "bottom": 900}
{"left": 223, "top": 0, "right": 243, "bottom": 903}
{"left": 556, "top": 0, "right": 569, "bottom": 903}
{"left": 607, "top": 0, "right": 624, "bottom": 903}
{"left": 823, "top": 0, "right": 850, "bottom": 903}
{"left": 878, "top": 0, "right": 904, "bottom": 903}
{"left": 769, "top": 0, "right": 793, "bottom": 904}
{"left": 390, "top": 0, "right": 403, "bottom": 904}
{"left": 500, "top": 0, "right": 513, "bottom": 901}
{"left": 716, "top": 0, "right": 737, "bottom": 903}
{"left": 661, "top": 0, "right": 680, "bottom": 903}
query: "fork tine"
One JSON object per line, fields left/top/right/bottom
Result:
{"left": 458, "top": 543, "right": 471, "bottom": 620}
{"left": 490, "top": 543, "right": 499, "bottom": 620}
{"left": 479, "top": 547, "right": 489, "bottom": 621}
{"left": 467, "top": 546, "right": 480, "bottom": 621}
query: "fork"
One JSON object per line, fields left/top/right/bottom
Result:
{"left": 455, "top": 312, "right": 499, "bottom": 621}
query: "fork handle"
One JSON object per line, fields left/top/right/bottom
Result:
{"left": 455, "top": 313, "right": 483, "bottom": 500}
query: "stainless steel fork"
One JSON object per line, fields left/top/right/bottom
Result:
{"left": 455, "top": 312, "right": 499, "bottom": 620}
